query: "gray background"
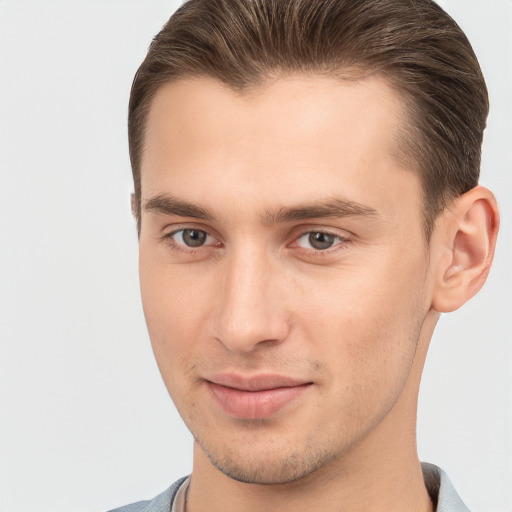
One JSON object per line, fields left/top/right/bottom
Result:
{"left": 0, "top": 1, "right": 510, "bottom": 511}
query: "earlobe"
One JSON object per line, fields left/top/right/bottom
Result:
{"left": 431, "top": 186, "right": 499, "bottom": 313}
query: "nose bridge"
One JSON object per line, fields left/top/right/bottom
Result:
{"left": 214, "top": 243, "right": 289, "bottom": 352}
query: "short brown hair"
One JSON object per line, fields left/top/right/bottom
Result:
{"left": 129, "top": 0, "right": 488, "bottom": 238}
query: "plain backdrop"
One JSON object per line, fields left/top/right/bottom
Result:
{"left": 0, "top": 1, "right": 510, "bottom": 511}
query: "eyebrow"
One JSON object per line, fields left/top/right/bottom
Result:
{"left": 143, "top": 194, "right": 214, "bottom": 220}
{"left": 143, "top": 193, "right": 378, "bottom": 223}
{"left": 261, "top": 198, "right": 379, "bottom": 224}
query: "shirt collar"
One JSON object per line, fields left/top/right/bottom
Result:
{"left": 145, "top": 464, "right": 470, "bottom": 512}
{"left": 422, "top": 463, "right": 471, "bottom": 512}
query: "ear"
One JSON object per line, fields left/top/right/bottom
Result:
{"left": 431, "top": 186, "right": 499, "bottom": 313}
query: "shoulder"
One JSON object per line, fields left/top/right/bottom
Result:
{"left": 107, "top": 477, "right": 188, "bottom": 512}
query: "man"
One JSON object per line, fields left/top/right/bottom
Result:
{"left": 111, "top": 0, "right": 499, "bottom": 510}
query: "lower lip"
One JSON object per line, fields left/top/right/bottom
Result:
{"left": 207, "top": 382, "right": 311, "bottom": 420}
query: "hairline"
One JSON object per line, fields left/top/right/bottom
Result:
{"left": 133, "top": 69, "right": 437, "bottom": 241}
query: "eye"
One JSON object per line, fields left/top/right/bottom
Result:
{"left": 170, "top": 228, "right": 214, "bottom": 248}
{"left": 295, "top": 231, "right": 345, "bottom": 251}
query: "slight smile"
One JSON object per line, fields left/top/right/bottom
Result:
{"left": 206, "top": 374, "right": 313, "bottom": 420}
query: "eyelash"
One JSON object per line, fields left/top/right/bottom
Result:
{"left": 292, "top": 230, "right": 349, "bottom": 255}
{"left": 161, "top": 228, "right": 222, "bottom": 255}
{"left": 161, "top": 227, "right": 350, "bottom": 256}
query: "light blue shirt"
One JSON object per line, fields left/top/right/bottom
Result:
{"left": 109, "top": 463, "right": 470, "bottom": 512}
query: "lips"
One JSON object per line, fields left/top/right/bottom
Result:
{"left": 206, "top": 374, "right": 312, "bottom": 420}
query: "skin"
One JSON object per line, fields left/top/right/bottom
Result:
{"left": 138, "top": 75, "right": 498, "bottom": 512}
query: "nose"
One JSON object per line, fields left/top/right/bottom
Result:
{"left": 212, "top": 248, "right": 291, "bottom": 353}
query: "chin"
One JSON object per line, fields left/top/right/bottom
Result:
{"left": 196, "top": 431, "right": 341, "bottom": 485}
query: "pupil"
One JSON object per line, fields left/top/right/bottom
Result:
{"left": 309, "top": 232, "right": 334, "bottom": 250}
{"left": 183, "top": 229, "right": 207, "bottom": 247}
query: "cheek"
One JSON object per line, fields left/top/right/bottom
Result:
{"left": 139, "top": 255, "right": 212, "bottom": 385}
{"left": 297, "top": 254, "right": 428, "bottom": 390}
{"left": 140, "top": 243, "right": 212, "bottom": 327}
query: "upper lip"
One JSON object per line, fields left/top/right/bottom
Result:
{"left": 206, "top": 373, "right": 312, "bottom": 391}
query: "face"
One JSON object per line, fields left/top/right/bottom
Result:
{"left": 139, "top": 75, "right": 435, "bottom": 484}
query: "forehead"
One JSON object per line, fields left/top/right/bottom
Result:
{"left": 141, "top": 74, "right": 420, "bottom": 224}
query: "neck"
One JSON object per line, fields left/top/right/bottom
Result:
{"left": 186, "top": 313, "right": 438, "bottom": 512}
{"left": 187, "top": 415, "right": 432, "bottom": 512}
